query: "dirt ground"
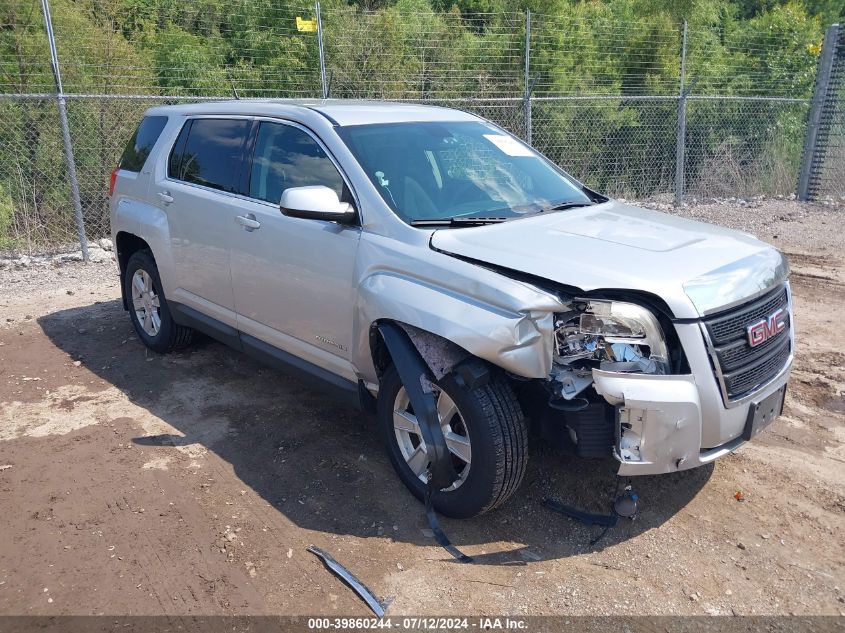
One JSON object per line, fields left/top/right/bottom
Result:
{"left": 0, "top": 199, "right": 843, "bottom": 618}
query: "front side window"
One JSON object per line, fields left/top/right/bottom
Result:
{"left": 168, "top": 118, "right": 250, "bottom": 193}
{"left": 249, "top": 122, "right": 344, "bottom": 204}
{"left": 337, "top": 121, "right": 593, "bottom": 224}
{"left": 119, "top": 115, "right": 168, "bottom": 172}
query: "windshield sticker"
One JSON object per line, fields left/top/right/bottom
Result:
{"left": 482, "top": 134, "right": 534, "bottom": 157}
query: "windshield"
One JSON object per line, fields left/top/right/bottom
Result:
{"left": 337, "top": 121, "right": 593, "bottom": 224}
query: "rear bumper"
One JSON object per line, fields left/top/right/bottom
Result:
{"left": 592, "top": 357, "right": 792, "bottom": 476}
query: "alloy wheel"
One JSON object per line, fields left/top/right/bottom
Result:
{"left": 131, "top": 269, "right": 162, "bottom": 337}
{"left": 392, "top": 387, "right": 472, "bottom": 491}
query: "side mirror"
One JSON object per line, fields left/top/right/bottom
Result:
{"left": 280, "top": 186, "right": 355, "bottom": 223}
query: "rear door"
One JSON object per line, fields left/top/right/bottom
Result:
{"left": 153, "top": 117, "right": 251, "bottom": 329}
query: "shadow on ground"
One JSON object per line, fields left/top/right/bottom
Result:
{"left": 38, "top": 299, "right": 711, "bottom": 565}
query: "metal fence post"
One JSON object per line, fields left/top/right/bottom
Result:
{"left": 40, "top": 0, "right": 88, "bottom": 260}
{"left": 674, "top": 21, "right": 688, "bottom": 207}
{"left": 316, "top": 1, "right": 328, "bottom": 99}
{"left": 797, "top": 23, "right": 840, "bottom": 201}
{"left": 523, "top": 9, "right": 532, "bottom": 144}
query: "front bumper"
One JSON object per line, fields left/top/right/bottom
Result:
{"left": 592, "top": 354, "right": 792, "bottom": 476}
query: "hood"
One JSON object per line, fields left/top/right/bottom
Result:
{"left": 430, "top": 200, "right": 789, "bottom": 318}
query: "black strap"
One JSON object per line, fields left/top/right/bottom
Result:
{"left": 377, "top": 323, "right": 469, "bottom": 562}
{"left": 542, "top": 497, "right": 619, "bottom": 527}
{"left": 425, "top": 471, "right": 472, "bottom": 563}
{"left": 543, "top": 476, "right": 639, "bottom": 548}
{"left": 378, "top": 323, "right": 456, "bottom": 489}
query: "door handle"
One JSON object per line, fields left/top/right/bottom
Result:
{"left": 236, "top": 214, "right": 261, "bottom": 231}
{"left": 157, "top": 190, "right": 174, "bottom": 204}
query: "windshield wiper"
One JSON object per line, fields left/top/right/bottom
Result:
{"left": 538, "top": 201, "right": 594, "bottom": 213}
{"left": 410, "top": 217, "right": 510, "bottom": 227}
{"left": 409, "top": 203, "right": 592, "bottom": 227}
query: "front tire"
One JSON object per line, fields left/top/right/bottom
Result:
{"left": 377, "top": 361, "right": 528, "bottom": 518}
{"left": 124, "top": 250, "right": 193, "bottom": 353}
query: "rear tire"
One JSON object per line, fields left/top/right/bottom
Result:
{"left": 377, "top": 361, "right": 528, "bottom": 518}
{"left": 124, "top": 249, "right": 193, "bottom": 353}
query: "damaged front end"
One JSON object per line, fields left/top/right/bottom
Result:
{"left": 549, "top": 299, "right": 670, "bottom": 403}
{"left": 527, "top": 297, "right": 702, "bottom": 474}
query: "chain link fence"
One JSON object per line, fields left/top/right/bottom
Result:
{"left": 801, "top": 24, "right": 845, "bottom": 200}
{"left": 0, "top": 0, "right": 842, "bottom": 257}
{"left": 685, "top": 97, "right": 812, "bottom": 199}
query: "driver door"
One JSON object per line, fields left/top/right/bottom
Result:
{"left": 228, "top": 120, "right": 361, "bottom": 382}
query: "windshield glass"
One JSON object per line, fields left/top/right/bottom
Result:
{"left": 337, "top": 121, "right": 592, "bottom": 224}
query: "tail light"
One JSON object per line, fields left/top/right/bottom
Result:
{"left": 109, "top": 167, "right": 119, "bottom": 197}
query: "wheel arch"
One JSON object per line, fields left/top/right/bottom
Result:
{"left": 116, "top": 232, "right": 151, "bottom": 310}
{"left": 112, "top": 195, "right": 175, "bottom": 309}
{"left": 369, "top": 320, "right": 473, "bottom": 383}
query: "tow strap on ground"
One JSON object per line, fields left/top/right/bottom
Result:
{"left": 378, "top": 322, "right": 472, "bottom": 563}
{"left": 307, "top": 545, "right": 388, "bottom": 617}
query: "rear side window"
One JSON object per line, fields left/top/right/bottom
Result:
{"left": 249, "top": 121, "right": 344, "bottom": 204}
{"left": 168, "top": 118, "right": 250, "bottom": 193}
{"left": 119, "top": 115, "right": 168, "bottom": 172}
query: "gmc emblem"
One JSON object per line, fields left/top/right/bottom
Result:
{"left": 747, "top": 308, "right": 787, "bottom": 347}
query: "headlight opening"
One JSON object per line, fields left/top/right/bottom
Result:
{"left": 554, "top": 300, "right": 670, "bottom": 375}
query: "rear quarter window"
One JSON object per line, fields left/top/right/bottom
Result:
{"left": 119, "top": 115, "right": 168, "bottom": 172}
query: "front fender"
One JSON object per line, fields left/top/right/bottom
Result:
{"left": 356, "top": 272, "right": 557, "bottom": 382}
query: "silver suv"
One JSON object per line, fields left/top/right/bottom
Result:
{"left": 110, "top": 100, "right": 793, "bottom": 518}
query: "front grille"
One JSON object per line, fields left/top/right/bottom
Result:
{"left": 715, "top": 310, "right": 790, "bottom": 371}
{"left": 702, "top": 284, "right": 792, "bottom": 401}
{"left": 722, "top": 337, "right": 791, "bottom": 397}
{"left": 705, "top": 287, "right": 789, "bottom": 345}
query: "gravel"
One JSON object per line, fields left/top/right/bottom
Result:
{"left": 639, "top": 195, "right": 845, "bottom": 255}
{"left": 0, "top": 249, "right": 118, "bottom": 297}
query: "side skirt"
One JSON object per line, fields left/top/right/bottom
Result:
{"left": 240, "top": 333, "right": 359, "bottom": 406}
{"left": 169, "top": 303, "right": 242, "bottom": 351}
{"left": 170, "top": 302, "right": 365, "bottom": 410}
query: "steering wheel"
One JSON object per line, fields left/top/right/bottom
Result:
{"left": 444, "top": 180, "right": 491, "bottom": 208}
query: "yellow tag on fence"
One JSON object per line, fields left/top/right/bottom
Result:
{"left": 296, "top": 17, "right": 317, "bottom": 32}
